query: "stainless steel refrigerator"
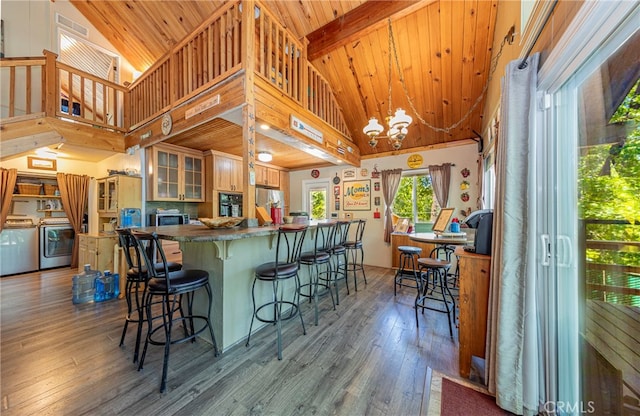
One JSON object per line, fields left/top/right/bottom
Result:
{"left": 255, "top": 188, "right": 285, "bottom": 212}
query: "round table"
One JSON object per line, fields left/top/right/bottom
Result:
{"left": 409, "top": 232, "right": 468, "bottom": 246}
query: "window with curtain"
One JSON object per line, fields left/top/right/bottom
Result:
{"left": 392, "top": 170, "right": 440, "bottom": 224}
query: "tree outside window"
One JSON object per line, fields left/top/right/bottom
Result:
{"left": 310, "top": 189, "right": 327, "bottom": 220}
{"left": 392, "top": 174, "right": 440, "bottom": 224}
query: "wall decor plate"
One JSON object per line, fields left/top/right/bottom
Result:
{"left": 161, "top": 113, "right": 173, "bottom": 135}
{"left": 311, "top": 169, "right": 320, "bottom": 178}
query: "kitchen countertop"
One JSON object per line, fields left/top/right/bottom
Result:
{"left": 136, "top": 221, "right": 330, "bottom": 243}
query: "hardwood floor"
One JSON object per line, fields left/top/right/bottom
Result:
{"left": 1, "top": 265, "right": 459, "bottom": 415}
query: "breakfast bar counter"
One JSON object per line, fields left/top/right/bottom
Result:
{"left": 136, "top": 223, "right": 315, "bottom": 352}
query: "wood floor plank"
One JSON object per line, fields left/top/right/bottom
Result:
{"left": 1, "top": 264, "right": 459, "bottom": 415}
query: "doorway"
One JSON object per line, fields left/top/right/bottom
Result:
{"left": 303, "top": 180, "right": 329, "bottom": 220}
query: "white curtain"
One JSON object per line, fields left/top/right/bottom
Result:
{"left": 486, "top": 53, "right": 541, "bottom": 415}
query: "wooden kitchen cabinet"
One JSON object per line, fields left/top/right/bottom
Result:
{"left": 214, "top": 154, "right": 242, "bottom": 192}
{"left": 148, "top": 143, "right": 204, "bottom": 201}
{"left": 255, "top": 164, "right": 280, "bottom": 188}
{"left": 455, "top": 246, "right": 491, "bottom": 379}
{"left": 97, "top": 175, "right": 141, "bottom": 215}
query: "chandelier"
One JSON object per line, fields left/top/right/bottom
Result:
{"left": 363, "top": 19, "right": 413, "bottom": 150}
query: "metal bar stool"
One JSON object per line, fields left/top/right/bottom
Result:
{"left": 133, "top": 231, "right": 218, "bottom": 393}
{"left": 325, "top": 220, "right": 351, "bottom": 305}
{"left": 394, "top": 245, "right": 422, "bottom": 296}
{"left": 344, "top": 219, "right": 367, "bottom": 291}
{"left": 299, "top": 221, "right": 336, "bottom": 325}
{"left": 116, "top": 228, "right": 182, "bottom": 363}
{"left": 246, "top": 225, "right": 308, "bottom": 360}
{"left": 415, "top": 249, "right": 456, "bottom": 337}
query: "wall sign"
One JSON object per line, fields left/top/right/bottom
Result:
{"left": 343, "top": 180, "right": 371, "bottom": 211}
{"left": 27, "top": 157, "right": 56, "bottom": 171}
{"left": 342, "top": 168, "right": 356, "bottom": 180}
{"left": 291, "top": 115, "right": 323, "bottom": 143}
{"left": 407, "top": 154, "right": 423, "bottom": 168}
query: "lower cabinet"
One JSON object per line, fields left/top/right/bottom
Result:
{"left": 77, "top": 234, "right": 127, "bottom": 297}
{"left": 455, "top": 246, "right": 491, "bottom": 379}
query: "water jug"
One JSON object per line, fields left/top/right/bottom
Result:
{"left": 72, "top": 264, "right": 100, "bottom": 304}
{"left": 95, "top": 270, "right": 117, "bottom": 302}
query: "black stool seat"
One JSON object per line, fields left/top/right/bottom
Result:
{"left": 255, "top": 261, "right": 300, "bottom": 278}
{"left": 147, "top": 270, "right": 209, "bottom": 292}
{"left": 415, "top": 255, "right": 455, "bottom": 337}
{"left": 127, "top": 261, "right": 182, "bottom": 280}
{"left": 394, "top": 245, "right": 422, "bottom": 295}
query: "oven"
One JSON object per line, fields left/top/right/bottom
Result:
{"left": 39, "top": 219, "right": 75, "bottom": 269}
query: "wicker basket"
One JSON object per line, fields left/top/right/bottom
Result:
{"left": 17, "top": 183, "right": 42, "bottom": 195}
{"left": 44, "top": 184, "right": 59, "bottom": 195}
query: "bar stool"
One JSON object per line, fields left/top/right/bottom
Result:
{"left": 133, "top": 230, "right": 218, "bottom": 393}
{"left": 299, "top": 221, "right": 336, "bottom": 325}
{"left": 415, "top": 249, "right": 456, "bottom": 337}
{"left": 325, "top": 220, "right": 351, "bottom": 304}
{"left": 246, "top": 225, "right": 308, "bottom": 360}
{"left": 116, "top": 228, "right": 182, "bottom": 363}
{"left": 344, "top": 219, "right": 367, "bottom": 291}
{"left": 394, "top": 245, "right": 422, "bottom": 296}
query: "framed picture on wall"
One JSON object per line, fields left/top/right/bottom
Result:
{"left": 27, "top": 157, "right": 57, "bottom": 171}
{"left": 343, "top": 180, "right": 371, "bottom": 211}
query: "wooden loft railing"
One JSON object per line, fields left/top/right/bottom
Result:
{"left": 1, "top": 0, "right": 351, "bottom": 141}
{"left": 128, "top": 1, "right": 243, "bottom": 129}
{"left": 253, "top": 3, "right": 351, "bottom": 139}
{"left": 0, "top": 51, "right": 127, "bottom": 131}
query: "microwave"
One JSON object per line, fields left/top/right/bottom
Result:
{"left": 149, "top": 213, "right": 189, "bottom": 226}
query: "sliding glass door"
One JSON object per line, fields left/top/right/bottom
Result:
{"left": 538, "top": 3, "right": 639, "bottom": 414}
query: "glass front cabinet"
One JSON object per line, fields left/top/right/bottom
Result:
{"left": 148, "top": 143, "right": 204, "bottom": 202}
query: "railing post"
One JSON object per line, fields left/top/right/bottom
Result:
{"left": 43, "top": 50, "right": 58, "bottom": 117}
{"left": 241, "top": 0, "right": 257, "bottom": 220}
{"left": 301, "top": 37, "right": 309, "bottom": 111}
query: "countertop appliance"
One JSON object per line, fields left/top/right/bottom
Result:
{"left": 1, "top": 217, "right": 39, "bottom": 276}
{"left": 219, "top": 192, "right": 243, "bottom": 217}
{"left": 149, "top": 212, "right": 189, "bottom": 226}
{"left": 39, "top": 217, "right": 74, "bottom": 270}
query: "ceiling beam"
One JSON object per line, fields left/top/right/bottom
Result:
{"left": 306, "top": 0, "right": 435, "bottom": 61}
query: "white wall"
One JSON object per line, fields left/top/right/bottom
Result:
{"left": 0, "top": 0, "right": 136, "bottom": 83}
{"left": 289, "top": 143, "right": 481, "bottom": 268}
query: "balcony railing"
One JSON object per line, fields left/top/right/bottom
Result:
{"left": 0, "top": 0, "right": 351, "bottom": 141}
{"left": 581, "top": 219, "right": 640, "bottom": 306}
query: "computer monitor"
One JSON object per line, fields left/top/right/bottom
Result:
{"left": 431, "top": 207, "right": 455, "bottom": 233}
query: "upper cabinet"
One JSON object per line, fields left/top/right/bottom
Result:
{"left": 255, "top": 164, "right": 280, "bottom": 188}
{"left": 214, "top": 154, "right": 242, "bottom": 192}
{"left": 97, "top": 175, "right": 141, "bottom": 215}
{"left": 148, "top": 143, "right": 204, "bottom": 201}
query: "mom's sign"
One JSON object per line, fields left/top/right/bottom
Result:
{"left": 343, "top": 180, "right": 371, "bottom": 211}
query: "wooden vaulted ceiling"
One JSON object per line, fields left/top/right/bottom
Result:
{"left": 69, "top": 0, "right": 498, "bottom": 160}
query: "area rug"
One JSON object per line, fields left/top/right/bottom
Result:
{"left": 423, "top": 369, "right": 512, "bottom": 415}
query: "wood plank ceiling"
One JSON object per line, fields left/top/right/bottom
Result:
{"left": 69, "top": 0, "right": 498, "bottom": 165}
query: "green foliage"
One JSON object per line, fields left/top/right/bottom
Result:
{"left": 392, "top": 175, "right": 436, "bottom": 222}
{"left": 579, "top": 79, "right": 640, "bottom": 306}
{"left": 310, "top": 191, "right": 326, "bottom": 220}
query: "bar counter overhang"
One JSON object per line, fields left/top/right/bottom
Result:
{"left": 136, "top": 223, "right": 320, "bottom": 351}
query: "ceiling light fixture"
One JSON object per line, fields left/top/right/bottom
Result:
{"left": 365, "top": 21, "right": 515, "bottom": 151}
{"left": 363, "top": 19, "right": 412, "bottom": 151}
{"left": 257, "top": 151, "right": 272, "bottom": 162}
